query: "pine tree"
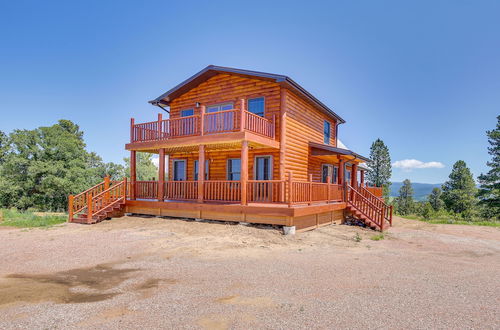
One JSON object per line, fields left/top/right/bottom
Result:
{"left": 477, "top": 115, "right": 500, "bottom": 219}
{"left": 366, "top": 139, "right": 392, "bottom": 198}
{"left": 441, "top": 160, "right": 477, "bottom": 218}
{"left": 428, "top": 187, "right": 444, "bottom": 212}
{"left": 396, "top": 179, "right": 414, "bottom": 215}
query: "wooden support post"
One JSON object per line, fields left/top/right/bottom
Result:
{"left": 241, "top": 140, "right": 248, "bottom": 205}
{"left": 380, "top": 206, "right": 385, "bottom": 231}
{"left": 130, "top": 118, "right": 135, "bottom": 142}
{"left": 338, "top": 159, "right": 345, "bottom": 185}
{"left": 68, "top": 195, "right": 74, "bottom": 222}
{"left": 157, "top": 113, "right": 162, "bottom": 140}
{"left": 240, "top": 98, "right": 246, "bottom": 132}
{"left": 279, "top": 88, "right": 287, "bottom": 187}
{"left": 123, "top": 177, "right": 127, "bottom": 200}
{"left": 158, "top": 149, "right": 165, "bottom": 201}
{"left": 287, "top": 171, "right": 293, "bottom": 207}
{"left": 309, "top": 174, "right": 313, "bottom": 205}
{"left": 326, "top": 175, "right": 331, "bottom": 203}
{"left": 198, "top": 144, "right": 205, "bottom": 203}
{"left": 87, "top": 193, "right": 93, "bottom": 223}
{"left": 351, "top": 163, "right": 358, "bottom": 201}
{"left": 130, "top": 150, "right": 136, "bottom": 200}
{"left": 104, "top": 176, "right": 110, "bottom": 204}
{"left": 360, "top": 170, "right": 365, "bottom": 186}
{"left": 200, "top": 105, "right": 205, "bottom": 136}
{"left": 272, "top": 114, "right": 276, "bottom": 139}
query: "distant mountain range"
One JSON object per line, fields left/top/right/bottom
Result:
{"left": 389, "top": 182, "right": 442, "bottom": 201}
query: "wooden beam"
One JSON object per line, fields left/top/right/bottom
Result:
{"left": 198, "top": 144, "right": 205, "bottom": 203}
{"left": 338, "top": 159, "right": 345, "bottom": 185}
{"left": 130, "top": 150, "right": 136, "bottom": 200}
{"left": 241, "top": 140, "right": 249, "bottom": 205}
{"left": 158, "top": 148, "right": 165, "bottom": 201}
{"left": 240, "top": 98, "right": 246, "bottom": 132}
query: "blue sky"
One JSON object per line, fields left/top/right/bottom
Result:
{"left": 1, "top": 0, "right": 498, "bottom": 184}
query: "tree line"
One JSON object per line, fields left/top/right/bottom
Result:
{"left": 368, "top": 116, "right": 499, "bottom": 221}
{"left": 0, "top": 120, "right": 156, "bottom": 211}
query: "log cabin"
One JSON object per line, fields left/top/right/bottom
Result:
{"left": 68, "top": 65, "right": 392, "bottom": 233}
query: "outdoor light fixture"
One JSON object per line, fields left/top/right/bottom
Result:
{"left": 195, "top": 102, "right": 200, "bottom": 107}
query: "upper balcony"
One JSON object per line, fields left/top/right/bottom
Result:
{"left": 127, "top": 106, "right": 278, "bottom": 151}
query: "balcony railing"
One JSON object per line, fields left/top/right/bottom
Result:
{"left": 133, "top": 179, "right": 344, "bottom": 206}
{"left": 131, "top": 108, "right": 275, "bottom": 143}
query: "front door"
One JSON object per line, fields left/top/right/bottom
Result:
{"left": 254, "top": 156, "right": 272, "bottom": 202}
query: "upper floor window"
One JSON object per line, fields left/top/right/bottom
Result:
{"left": 227, "top": 158, "right": 241, "bottom": 181}
{"left": 247, "top": 97, "right": 265, "bottom": 117}
{"left": 324, "top": 120, "right": 331, "bottom": 144}
{"left": 181, "top": 109, "right": 194, "bottom": 117}
{"left": 207, "top": 102, "right": 233, "bottom": 113}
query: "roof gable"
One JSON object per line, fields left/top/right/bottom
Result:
{"left": 150, "top": 65, "right": 345, "bottom": 124}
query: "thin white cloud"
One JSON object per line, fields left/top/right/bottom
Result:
{"left": 392, "top": 159, "right": 445, "bottom": 171}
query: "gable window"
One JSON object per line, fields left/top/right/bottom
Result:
{"left": 227, "top": 159, "right": 241, "bottom": 181}
{"left": 194, "top": 160, "right": 209, "bottom": 181}
{"left": 181, "top": 109, "right": 194, "bottom": 117}
{"left": 324, "top": 120, "right": 331, "bottom": 144}
{"left": 206, "top": 102, "right": 233, "bottom": 113}
{"left": 247, "top": 97, "right": 265, "bottom": 117}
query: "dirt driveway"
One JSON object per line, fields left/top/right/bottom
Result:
{"left": 0, "top": 216, "right": 499, "bottom": 329}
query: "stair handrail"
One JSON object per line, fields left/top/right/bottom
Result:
{"left": 347, "top": 184, "right": 384, "bottom": 230}
{"left": 357, "top": 184, "right": 385, "bottom": 208}
{"left": 88, "top": 179, "right": 126, "bottom": 221}
{"left": 358, "top": 184, "right": 393, "bottom": 226}
{"left": 68, "top": 179, "right": 107, "bottom": 221}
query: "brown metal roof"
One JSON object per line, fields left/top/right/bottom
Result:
{"left": 309, "top": 142, "right": 370, "bottom": 162}
{"left": 149, "top": 65, "right": 346, "bottom": 124}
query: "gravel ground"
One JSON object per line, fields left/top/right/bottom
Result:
{"left": 0, "top": 215, "right": 499, "bottom": 329}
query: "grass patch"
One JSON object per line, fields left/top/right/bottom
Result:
{"left": 0, "top": 209, "right": 67, "bottom": 228}
{"left": 370, "top": 233, "right": 385, "bottom": 241}
{"left": 353, "top": 233, "right": 362, "bottom": 242}
{"left": 401, "top": 214, "right": 500, "bottom": 227}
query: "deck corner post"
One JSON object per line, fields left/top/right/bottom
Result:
{"left": 200, "top": 105, "right": 205, "bottom": 136}
{"left": 308, "top": 174, "right": 313, "bottom": 205}
{"left": 326, "top": 175, "right": 331, "bottom": 203}
{"left": 130, "top": 118, "right": 135, "bottom": 142}
{"left": 240, "top": 98, "right": 246, "bottom": 132}
{"left": 130, "top": 150, "right": 136, "bottom": 200}
{"left": 158, "top": 148, "right": 165, "bottom": 202}
{"left": 87, "top": 193, "right": 93, "bottom": 224}
{"left": 123, "top": 177, "right": 127, "bottom": 200}
{"left": 272, "top": 114, "right": 276, "bottom": 139}
{"left": 157, "top": 113, "right": 163, "bottom": 140}
{"left": 104, "top": 176, "right": 110, "bottom": 204}
{"left": 198, "top": 144, "right": 205, "bottom": 203}
{"left": 241, "top": 140, "right": 248, "bottom": 205}
{"left": 287, "top": 171, "right": 293, "bottom": 207}
{"left": 68, "top": 195, "right": 74, "bottom": 222}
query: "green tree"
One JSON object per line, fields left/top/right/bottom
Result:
{"left": 0, "top": 120, "right": 117, "bottom": 211}
{"left": 396, "top": 179, "right": 414, "bottom": 215}
{"left": 428, "top": 187, "right": 444, "bottom": 212}
{"left": 418, "top": 201, "right": 434, "bottom": 220}
{"left": 441, "top": 160, "right": 477, "bottom": 218}
{"left": 366, "top": 139, "right": 392, "bottom": 199}
{"left": 0, "top": 131, "right": 8, "bottom": 164}
{"left": 477, "top": 115, "right": 500, "bottom": 219}
{"left": 124, "top": 152, "right": 158, "bottom": 180}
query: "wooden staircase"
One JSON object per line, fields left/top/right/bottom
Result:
{"left": 345, "top": 184, "right": 393, "bottom": 231}
{"left": 68, "top": 177, "right": 127, "bottom": 224}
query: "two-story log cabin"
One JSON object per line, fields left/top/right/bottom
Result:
{"left": 68, "top": 66, "right": 392, "bottom": 233}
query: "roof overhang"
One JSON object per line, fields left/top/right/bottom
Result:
{"left": 149, "top": 65, "right": 345, "bottom": 124}
{"left": 309, "top": 142, "right": 370, "bottom": 162}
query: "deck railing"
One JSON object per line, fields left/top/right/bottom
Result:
{"left": 131, "top": 109, "right": 275, "bottom": 143}
{"left": 164, "top": 181, "right": 198, "bottom": 200}
{"left": 247, "top": 180, "right": 286, "bottom": 203}
{"left": 204, "top": 181, "right": 241, "bottom": 202}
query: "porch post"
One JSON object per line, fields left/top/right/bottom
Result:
{"left": 198, "top": 144, "right": 205, "bottom": 203}
{"left": 130, "top": 150, "right": 136, "bottom": 200}
{"left": 338, "top": 158, "right": 345, "bottom": 185}
{"left": 241, "top": 140, "right": 249, "bottom": 205}
{"left": 104, "top": 176, "right": 110, "bottom": 204}
{"left": 360, "top": 170, "right": 365, "bottom": 186}
{"left": 157, "top": 113, "right": 162, "bottom": 139}
{"left": 158, "top": 148, "right": 165, "bottom": 201}
{"left": 200, "top": 105, "right": 205, "bottom": 136}
{"left": 279, "top": 88, "right": 287, "bottom": 202}
{"left": 351, "top": 163, "right": 358, "bottom": 188}
{"left": 240, "top": 98, "right": 246, "bottom": 132}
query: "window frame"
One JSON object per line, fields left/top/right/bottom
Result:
{"left": 322, "top": 164, "right": 339, "bottom": 183}
{"left": 194, "top": 159, "right": 210, "bottom": 181}
{"left": 180, "top": 108, "right": 194, "bottom": 117}
{"left": 253, "top": 155, "right": 273, "bottom": 180}
{"left": 172, "top": 159, "right": 187, "bottom": 181}
{"left": 247, "top": 96, "right": 266, "bottom": 117}
{"left": 226, "top": 158, "right": 241, "bottom": 181}
{"left": 206, "top": 102, "right": 234, "bottom": 113}
{"left": 324, "top": 120, "right": 331, "bottom": 145}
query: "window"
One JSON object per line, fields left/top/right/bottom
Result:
{"left": 227, "top": 159, "right": 241, "bottom": 180}
{"left": 194, "top": 160, "right": 209, "bottom": 181}
{"left": 173, "top": 160, "right": 186, "bottom": 181}
{"left": 248, "top": 97, "right": 265, "bottom": 117}
{"left": 255, "top": 156, "right": 272, "bottom": 180}
{"left": 181, "top": 109, "right": 194, "bottom": 117}
{"left": 324, "top": 121, "right": 331, "bottom": 144}
{"left": 322, "top": 164, "right": 333, "bottom": 183}
{"left": 206, "top": 102, "right": 233, "bottom": 113}
{"left": 333, "top": 166, "right": 338, "bottom": 183}
{"left": 346, "top": 169, "right": 351, "bottom": 183}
